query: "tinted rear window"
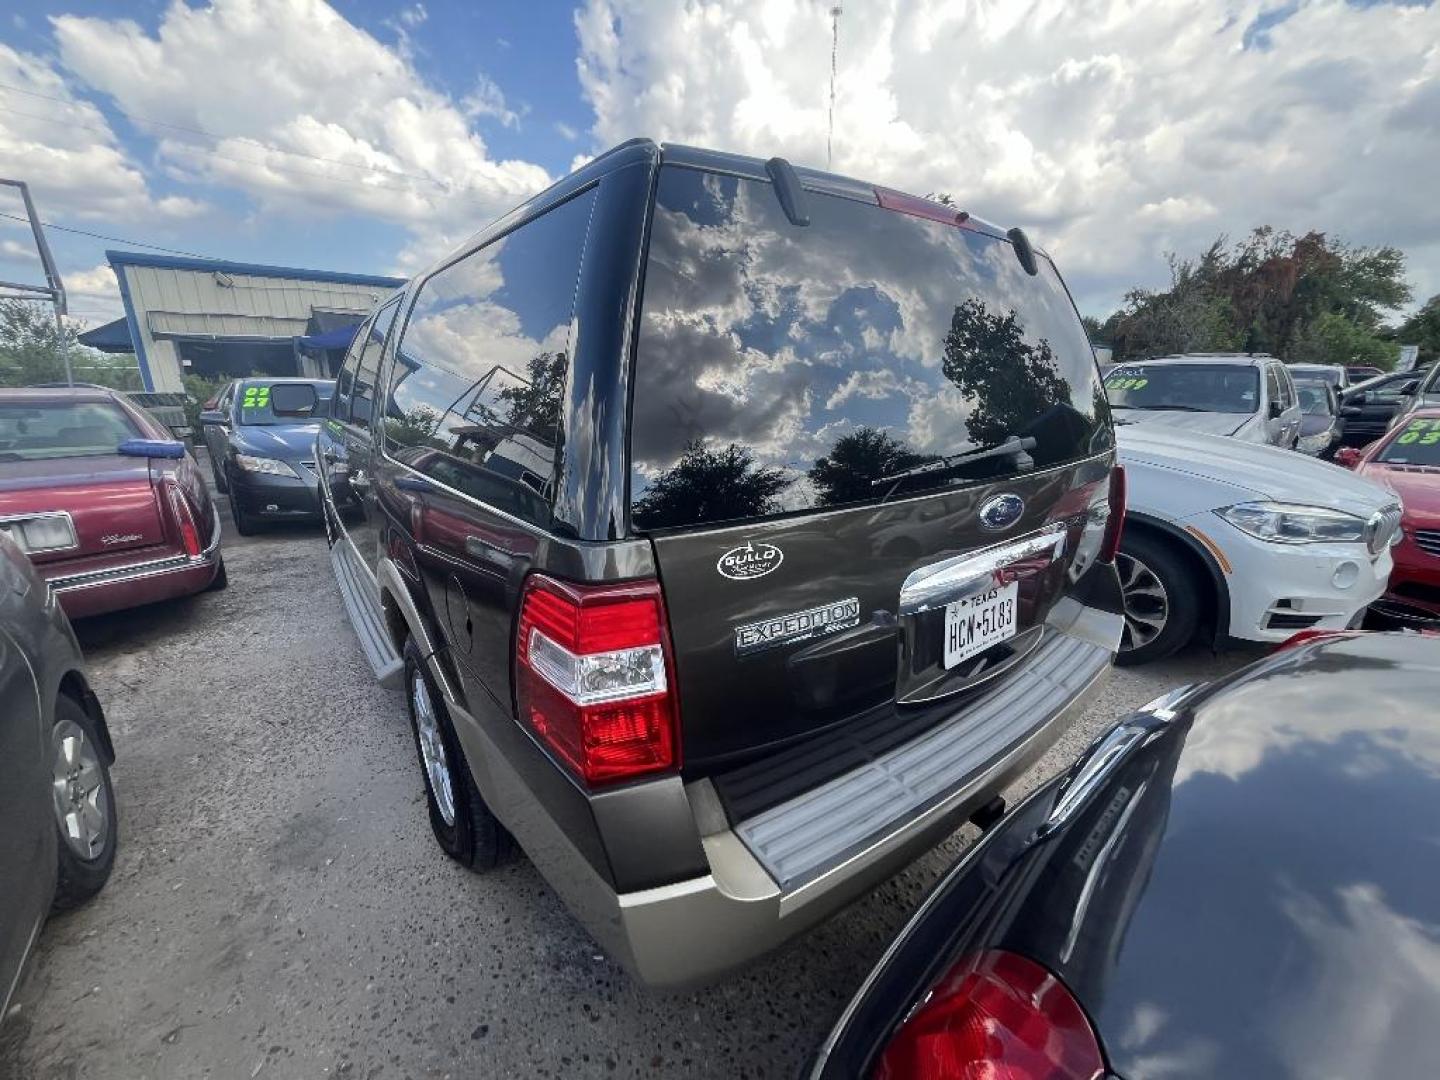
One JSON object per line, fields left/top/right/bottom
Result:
{"left": 627, "top": 166, "right": 1107, "bottom": 532}
{"left": 0, "top": 401, "right": 138, "bottom": 460}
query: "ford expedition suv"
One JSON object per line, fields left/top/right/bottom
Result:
{"left": 319, "top": 139, "right": 1124, "bottom": 987}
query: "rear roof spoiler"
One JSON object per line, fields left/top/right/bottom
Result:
{"left": 764, "top": 157, "right": 811, "bottom": 227}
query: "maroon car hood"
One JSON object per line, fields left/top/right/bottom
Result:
{"left": 0, "top": 455, "right": 165, "bottom": 561}
{"left": 1359, "top": 463, "right": 1440, "bottom": 529}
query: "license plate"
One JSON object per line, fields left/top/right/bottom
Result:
{"left": 943, "top": 583, "right": 1019, "bottom": 668}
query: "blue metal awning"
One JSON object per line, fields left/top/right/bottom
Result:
{"left": 296, "top": 323, "right": 361, "bottom": 350}
{"left": 77, "top": 317, "right": 135, "bottom": 353}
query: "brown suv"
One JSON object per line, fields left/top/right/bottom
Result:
{"left": 320, "top": 139, "right": 1125, "bottom": 986}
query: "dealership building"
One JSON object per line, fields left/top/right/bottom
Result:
{"left": 78, "top": 251, "right": 404, "bottom": 392}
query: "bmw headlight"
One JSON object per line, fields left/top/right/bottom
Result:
{"left": 234, "top": 453, "right": 300, "bottom": 478}
{"left": 1216, "top": 502, "right": 1366, "bottom": 544}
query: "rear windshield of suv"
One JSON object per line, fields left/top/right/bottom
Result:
{"left": 627, "top": 166, "right": 1108, "bottom": 532}
{"left": 1105, "top": 363, "right": 1259, "bottom": 415}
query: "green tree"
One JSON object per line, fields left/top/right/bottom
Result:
{"left": 1396, "top": 294, "right": 1440, "bottom": 365}
{"left": 0, "top": 299, "right": 143, "bottom": 389}
{"left": 809, "top": 427, "right": 926, "bottom": 506}
{"left": 1288, "top": 311, "right": 1396, "bottom": 370}
{"left": 1099, "top": 228, "right": 1413, "bottom": 364}
{"left": 632, "top": 441, "right": 790, "bottom": 529}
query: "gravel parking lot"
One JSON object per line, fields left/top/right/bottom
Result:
{"left": 0, "top": 466, "right": 1260, "bottom": 1080}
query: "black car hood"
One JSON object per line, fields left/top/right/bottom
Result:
{"left": 1006, "top": 634, "right": 1440, "bottom": 1080}
{"left": 232, "top": 423, "right": 320, "bottom": 460}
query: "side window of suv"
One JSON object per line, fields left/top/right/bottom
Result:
{"left": 385, "top": 186, "right": 598, "bottom": 529}
{"left": 350, "top": 299, "right": 400, "bottom": 427}
{"left": 333, "top": 315, "right": 371, "bottom": 419}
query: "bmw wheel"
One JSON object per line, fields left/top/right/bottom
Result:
{"left": 1114, "top": 532, "right": 1200, "bottom": 666}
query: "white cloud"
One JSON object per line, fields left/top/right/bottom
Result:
{"left": 0, "top": 43, "right": 207, "bottom": 224}
{"left": 575, "top": 0, "right": 1440, "bottom": 314}
{"left": 63, "top": 262, "right": 124, "bottom": 324}
{"left": 52, "top": 0, "right": 550, "bottom": 274}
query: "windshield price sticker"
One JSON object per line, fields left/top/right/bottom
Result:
{"left": 1105, "top": 376, "right": 1149, "bottom": 391}
{"left": 242, "top": 386, "right": 271, "bottom": 410}
{"left": 1397, "top": 418, "right": 1440, "bottom": 446}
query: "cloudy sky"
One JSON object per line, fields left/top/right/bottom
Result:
{"left": 0, "top": 0, "right": 1436, "bottom": 329}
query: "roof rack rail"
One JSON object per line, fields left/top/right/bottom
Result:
{"left": 765, "top": 157, "right": 811, "bottom": 227}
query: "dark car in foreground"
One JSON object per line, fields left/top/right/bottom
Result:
{"left": 1337, "top": 407, "right": 1440, "bottom": 625}
{"left": 197, "top": 378, "right": 334, "bottom": 535}
{"left": 0, "top": 532, "right": 118, "bottom": 1016}
{"left": 809, "top": 630, "right": 1440, "bottom": 1079}
{"left": 0, "top": 388, "right": 224, "bottom": 618}
{"left": 320, "top": 138, "right": 1126, "bottom": 986}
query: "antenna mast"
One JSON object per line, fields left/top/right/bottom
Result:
{"left": 827, "top": 6, "right": 842, "bottom": 168}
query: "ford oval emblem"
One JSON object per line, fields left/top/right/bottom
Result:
{"left": 716, "top": 541, "right": 784, "bottom": 581}
{"left": 978, "top": 493, "right": 1025, "bottom": 531}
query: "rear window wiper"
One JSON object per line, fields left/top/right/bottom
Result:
{"left": 872, "top": 435, "right": 1037, "bottom": 500}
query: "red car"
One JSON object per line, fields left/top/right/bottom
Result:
{"left": 1337, "top": 406, "right": 1440, "bottom": 625}
{"left": 0, "top": 388, "right": 225, "bottom": 618}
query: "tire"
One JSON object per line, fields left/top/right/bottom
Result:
{"left": 403, "top": 637, "right": 511, "bottom": 871}
{"left": 50, "top": 694, "right": 119, "bottom": 912}
{"left": 1114, "top": 531, "right": 1202, "bottom": 666}
{"left": 229, "top": 481, "right": 258, "bottom": 536}
{"left": 206, "top": 558, "right": 229, "bottom": 591}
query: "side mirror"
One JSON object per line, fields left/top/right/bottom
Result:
{"left": 198, "top": 409, "right": 224, "bottom": 425}
{"left": 201, "top": 397, "right": 219, "bottom": 410}
{"left": 1333, "top": 447, "right": 1363, "bottom": 469}
{"left": 1344, "top": 391, "right": 1369, "bottom": 407}
{"left": 1268, "top": 400, "right": 1284, "bottom": 419}
{"left": 1340, "top": 406, "right": 1363, "bottom": 419}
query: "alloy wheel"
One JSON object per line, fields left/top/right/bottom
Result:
{"left": 1116, "top": 551, "right": 1170, "bottom": 652}
{"left": 51, "top": 718, "right": 108, "bottom": 861}
{"left": 411, "top": 670, "right": 456, "bottom": 827}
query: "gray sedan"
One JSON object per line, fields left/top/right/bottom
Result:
{"left": 0, "top": 532, "right": 118, "bottom": 1014}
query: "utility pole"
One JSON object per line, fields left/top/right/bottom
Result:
{"left": 827, "top": 5, "right": 843, "bottom": 169}
{"left": 0, "top": 179, "right": 73, "bottom": 386}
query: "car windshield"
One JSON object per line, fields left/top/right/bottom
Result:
{"left": 237, "top": 382, "right": 332, "bottom": 425}
{"left": 1104, "top": 363, "right": 1259, "bottom": 415}
{"left": 1377, "top": 417, "right": 1440, "bottom": 466}
{"left": 1292, "top": 367, "right": 1341, "bottom": 387}
{"left": 0, "top": 400, "right": 140, "bottom": 460}
{"left": 1294, "top": 380, "right": 1333, "bottom": 415}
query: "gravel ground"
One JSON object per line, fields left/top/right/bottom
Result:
{"left": 0, "top": 469, "right": 1260, "bottom": 1080}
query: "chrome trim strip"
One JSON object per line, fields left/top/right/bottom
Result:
{"left": 898, "top": 524, "right": 1067, "bottom": 616}
{"left": 49, "top": 502, "right": 221, "bottom": 593}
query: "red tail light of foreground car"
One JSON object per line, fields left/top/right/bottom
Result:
{"left": 872, "top": 950, "right": 1105, "bottom": 1080}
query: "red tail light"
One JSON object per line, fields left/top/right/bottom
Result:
{"left": 515, "top": 575, "right": 678, "bottom": 786}
{"left": 873, "top": 950, "right": 1104, "bottom": 1080}
{"left": 166, "top": 484, "right": 203, "bottom": 557}
{"left": 1100, "top": 465, "right": 1125, "bottom": 564}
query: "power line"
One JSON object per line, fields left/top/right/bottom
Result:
{"left": 0, "top": 210, "right": 214, "bottom": 258}
{"left": 0, "top": 82, "right": 446, "bottom": 187}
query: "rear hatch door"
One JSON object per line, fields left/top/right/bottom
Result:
{"left": 628, "top": 164, "right": 1113, "bottom": 771}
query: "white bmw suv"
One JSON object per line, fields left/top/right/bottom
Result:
{"left": 1115, "top": 425, "right": 1401, "bottom": 664}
